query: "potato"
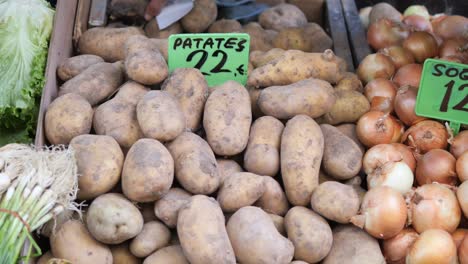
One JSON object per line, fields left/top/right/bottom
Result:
{"left": 177, "top": 195, "right": 236, "bottom": 264}
{"left": 87, "top": 193, "right": 144, "bottom": 244}
{"left": 335, "top": 72, "right": 364, "bottom": 92}
{"left": 248, "top": 49, "right": 347, "bottom": 87}
{"left": 244, "top": 116, "right": 284, "bottom": 176}
{"left": 255, "top": 177, "right": 289, "bottom": 215}
{"left": 93, "top": 81, "right": 149, "bottom": 149}
{"left": 130, "top": 221, "right": 171, "bottom": 258}
{"left": 145, "top": 20, "right": 183, "bottom": 39}
{"left": 259, "top": 4, "right": 307, "bottom": 31}
{"left": 269, "top": 213, "right": 286, "bottom": 236}
{"left": 247, "top": 85, "right": 264, "bottom": 118}
{"left": 217, "top": 172, "right": 265, "bottom": 212}
{"left": 320, "top": 124, "right": 363, "bottom": 180}
{"left": 335, "top": 123, "right": 365, "bottom": 153}
{"left": 288, "top": 0, "right": 324, "bottom": 24}
{"left": 285, "top": 206, "right": 333, "bottom": 263}
{"left": 37, "top": 251, "right": 54, "bottom": 264}
{"left": 167, "top": 132, "right": 220, "bottom": 194}
{"left": 281, "top": 115, "right": 324, "bottom": 206}
{"left": 208, "top": 19, "right": 242, "bottom": 33}
{"left": 57, "top": 55, "right": 104, "bottom": 81}
{"left": 109, "top": 0, "right": 147, "bottom": 20}
{"left": 70, "top": 134, "right": 124, "bottom": 200}
{"left": 50, "top": 220, "right": 112, "bottom": 264}
{"left": 322, "top": 225, "right": 385, "bottom": 264}
{"left": 318, "top": 90, "right": 370, "bottom": 125}
{"left": 59, "top": 62, "right": 124, "bottom": 106}
{"left": 242, "top": 22, "right": 274, "bottom": 51}
{"left": 181, "top": 0, "right": 217, "bottom": 33}
{"left": 369, "top": 2, "right": 402, "bottom": 24}
{"left": 149, "top": 39, "right": 168, "bottom": 61}
{"left": 137, "top": 91, "right": 185, "bottom": 142}
{"left": 227, "top": 206, "right": 294, "bottom": 264}
{"left": 216, "top": 159, "right": 243, "bottom": 184}
{"left": 345, "top": 176, "right": 367, "bottom": 204}
{"left": 162, "top": 68, "right": 209, "bottom": 131}
{"left": 45, "top": 93, "right": 93, "bottom": 145}
{"left": 122, "top": 138, "right": 174, "bottom": 202}
{"left": 273, "top": 23, "right": 332, "bottom": 52}
{"left": 143, "top": 245, "right": 189, "bottom": 264}
{"left": 78, "top": 26, "right": 144, "bottom": 62}
{"left": 310, "top": 181, "right": 360, "bottom": 223}
{"left": 203, "top": 81, "right": 252, "bottom": 156}
{"left": 111, "top": 243, "right": 141, "bottom": 264}
{"left": 141, "top": 203, "right": 158, "bottom": 223}
{"left": 250, "top": 48, "right": 286, "bottom": 68}
{"left": 154, "top": 188, "right": 191, "bottom": 228}
{"left": 258, "top": 78, "right": 336, "bottom": 119}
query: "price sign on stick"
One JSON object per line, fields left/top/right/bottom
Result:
{"left": 415, "top": 59, "right": 468, "bottom": 135}
{"left": 168, "top": 33, "right": 250, "bottom": 87}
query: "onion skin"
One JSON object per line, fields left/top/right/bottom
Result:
{"left": 364, "top": 78, "right": 397, "bottom": 102}
{"left": 415, "top": 149, "right": 457, "bottom": 186}
{"left": 370, "top": 96, "right": 393, "bottom": 113}
{"left": 406, "top": 229, "right": 458, "bottom": 264}
{"left": 401, "top": 120, "right": 449, "bottom": 154}
{"left": 451, "top": 130, "right": 468, "bottom": 159}
{"left": 460, "top": 234, "right": 468, "bottom": 264}
{"left": 367, "top": 161, "right": 414, "bottom": 194}
{"left": 390, "top": 116, "right": 404, "bottom": 143}
{"left": 369, "top": 3, "right": 402, "bottom": 24}
{"left": 357, "top": 111, "right": 395, "bottom": 147}
{"left": 394, "top": 85, "right": 426, "bottom": 126}
{"left": 391, "top": 143, "right": 416, "bottom": 172}
{"left": 383, "top": 228, "right": 419, "bottom": 264}
{"left": 392, "top": 64, "right": 423, "bottom": 88}
{"left": 363, "top": 144, "right": 404, "bottom": 174}
{"left": 351, "top": 186, "right": 407, "bottom": 239}
{"left": 379, "top": 46, "right": 415, "bottom": 69}
{"left": 433, "top": 15, "right": 468, "bottom": 41}
{"left": 403, "top": 31, "right": 439, "bottom": 63}
{"left": 440, "top": 38, "right": 468, "bottom": 64}
{"left": 357, "top": 53, "right": 396, "bottom": 84}
{"left": 410, "top": 183, "right": 461, "bottom": 233}
{"left": 367, "top": 18, "right": 409, "bottom": 50}
{"left": 457, "top": 152, "right": 468, "bottom": 182}
{"left": 458, "top": 181, "right": 468, "bottom": 219}
{"left": 452, "top": 229, "right": 468, "bottom": 248}
{"left": 403, "top": 5, "right": 430, "bottom": 20}
{"left": 403, "top": 15, "right": 433, "bottom": 32}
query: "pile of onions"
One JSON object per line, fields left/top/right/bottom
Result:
{"left": 367, "top": 18, "right": 409, "bottom": 50}
{"left": 357, "top": 53, "right": 396, "bottom": 84}
{"left": 364, "top": 78, "right": 397, "bottom": 112}
{"left": 403, "top": 15, "right": 433, "bottom": 32}
{"left": 457, "top": 181, "right": 468, "bottom": 218}
{"left": 401, "top": 120, "right": 449, "bottom": 153}
{"left": 394, "top": 85, "right": 426, "bottom": 126}
{"left": 392, "top": 64, "right": 423, "bottom": 88}
{"left": 402, "top": 31, "right": 439, "bottom": 63}
{"left": 383, "top": 228, "right": 419, "bottom": 264}
{"left": 351, "top": 186, "right": 407, "bottom": 239}
{"left": 439, "top": 38, "right": 468, "bottom": 63}
{"left": 450, "top": 130, "right": 468, "bottom": 158}
{"left": 457, "top": 152, "right": 468, "bottom": 182}
{"left": 406, "top": 229, "right": 458, "bottom": 264}
{"left": 410, "top": 183, "right": 461, "bottom": 233}
{"left": 356, "top": 111, "right": 399, "bottom": 147}
{"left": 433, "top": 15, "right": 468, "bottom": 41}
{"left": 415, "top": 149, "right": 457, "bottom": 186}
{"left": 379, "top": 46, "right": 415, "bottom": 69}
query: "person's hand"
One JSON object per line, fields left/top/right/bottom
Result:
{"left": 144, "top": 0, "right": 167, "bottom": 21}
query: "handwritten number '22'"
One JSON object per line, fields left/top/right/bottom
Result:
{"left": 440, "top": 80, "right": 468, "bottom": 112}
{"left": 186, "top": 50, "right": 231, "bottom": 76}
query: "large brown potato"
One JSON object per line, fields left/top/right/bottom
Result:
{"left": 154, "top": 188, "right": 191, "bottom": 228}
{"left": 50, "top": 220, "right": 112, "bottom": 264}
{"left": 177, "top": 195, "right": 236, "bottom": 264}
{"left": 216, "top": 159, "right": 243, "bottom": 184}
{"left": 130, "top": 221, "right": 171, "bottom": 258}
{"left": 242, "top": 22, "right": 275, "bottom": 51}
{"left": 273, "top": 23, "right": 332, "bottom": 52}
{"left": 281, "top": 115, "right": 324, "bottom": 206}
{"left": 167, "top": 132, "right": 220, "bottom": 194}
{"left": 317, "top": 90, "right": 370, "bottom": 125}
{"left": 259, "top": 4, "right": 307, "bottom": 31}
{"left": 70, "top": 134, "right": 124, "bottom": 200}
{"left": 203, "top": 81, "right": 252, "bottom": 156}
{"left": 57, "top": 54, "right": 104, "bottom": 81}
{"left": 122, "top": 139, "right": 174, "bottom": 202}
{"left": 227, "top": 206, "right": 294, "bottom": 264}
{"left": 143, "top": 245, "right": 189, "bottom": 264}
{"left": 217, "top": 172, "right": 265, "bottom": 212}
{"left": 255, "top": 176, "right": 289, "bottom": 216}
{"left": 180, "top": 0, "right": 217, "bottom": 33}
{"left": 111, "top": 243, "right": 141, "bottom": 264}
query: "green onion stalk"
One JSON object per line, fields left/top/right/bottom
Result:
{"left": 0, "top": 144, "right": 79, "bottom": 264}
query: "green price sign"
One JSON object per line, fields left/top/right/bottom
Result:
{"left": 168, "top": 33, "right": 250, "bottom": 87}
{"left": 415, "top": 59, "right": 468, "bottom": 134}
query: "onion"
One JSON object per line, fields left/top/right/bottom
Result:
{"left": 391, "top": 143, "right": 417, "bottom": 172}
{"left": 392, "top": 64, "right": 423, "bottom": 88}
{"left": 383, "top": 228, "right": 419, "bottom": 264}
{"left": 367, "top": 19, "right": 409, "bottom": 50}
{"left": 457, "top": 152, "right": 468, "bottom": 182}
{"left": 452, "top": 229, "right": 468, "bottom": 248}
{"left": 364, "top": 78, "right": 397, "bottom": 103}
{"left": 410, "top": 183, "right": 461, "bottom": 233}
{"left": 401, "top": 120, "right": 449, "bottom": 154}
{"left": 458, "top": 181, "right": 468, "bottom": 219}
{"left": 433, "top": 15, "right": 468, "bottom": 41}
{"left": 357, "top": 53, "right": 396, "bottom": 84}
{"left": 415, "top": 149, "right": 457, "bottom": 186}
{"left": 367, "top": 161, "right": 414, "bottom": 194}
{"left": 403, "top": 15, "right": 433, "bottom": 32}
{"left": 440, "top": 55, "right": 464, "bottom": 63}
{"left": 363, "top": 144, "right": 404, "bottom": 174}
{"left": 390, "top": 116, "right": 404, "bottom": 143}
{"left": 450, "top": 130, "right": 468, "bottom": 158}
{"left": 460, "top": 234, "right": 468, "bottom": 264}
{"left": 403, "top": 5, "right": 430, "bottom": 20}
{"left": 369, "top": 2, "right": 402, "bottom": 24}
{"left": 370, "top": 96, "right": 393, "bottom": 113}
{"left": 403, "top": 31, "right": 439, "bottom": 63}
{"left": 394, "top": 85, "right": 427, "bottom": 126}
{"left": 351, "top": 186, "right": 407, "bottom": 239}
{"left": 359, "top": 6, "right": 372, "bottom": 29}
{"left": 357, "top": 111, "right": 396, "bottom": 147}
{"left": 406, "top": 229, "right": 457, "bottom": 264}
{"left": 440, "top": 38, "right": 468, "bottom": 63}
{"left": 379, "top": 46, "right": 415, "bottom": 69}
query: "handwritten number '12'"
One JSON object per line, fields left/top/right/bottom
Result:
{"left": 440, "top": 80, "right": 468, "bottom": 112}
{"left": 186, "top": 50, "right": 231, "bottom": 75}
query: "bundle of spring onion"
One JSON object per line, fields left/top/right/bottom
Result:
{"left": 0, "top": 144, "right": 79, "bottom": 263}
